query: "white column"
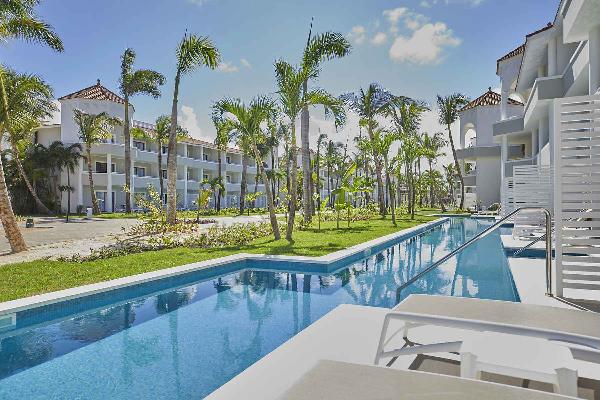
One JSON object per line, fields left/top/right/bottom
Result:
{"left": 501, "top": 135, "right": 508, "bottom": 180}
{"left": 539, "top": 116, "right": 549, "bottom": 149}
{"left": 548, "top": 36, "right": 557, "bottom": 76}
{"left": 589, "top": 25, "right": 600, "bottom": 95}
{"left": 77, "top": 157, "right": 84, "bottom": 210}
{"left": 184, "top": 165, "right": 188, "bottom": 208}
{"left": 501, "top": 86, "right": 508, "bottom": 120}
{"left": 531, "top": 129, "right": 538, "bottom": 158}
{"left": 106, "top": 153, "right": 113, "bottom": 212}
{"left": 130, "top": 161, "right": 135, "bottom": 208}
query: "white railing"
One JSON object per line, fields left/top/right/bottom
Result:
{"left": 553, "top": 94, "right": 600, "bottom": 297}
{"left": 501, "top": 177, "right": 514, "bottom": 216}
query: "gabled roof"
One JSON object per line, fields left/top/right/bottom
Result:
{"left": 496, "top": 43, "right": 525, "bottom": 74}
{"left": 460, "top": 88, "right": 524, "bottom": 112}
{"left": 58, "top": 79, "right": 125, "bottom": 104}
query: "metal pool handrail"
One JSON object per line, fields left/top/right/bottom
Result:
{"left": 397, "top": 207, "right": 553, "bottom": 296}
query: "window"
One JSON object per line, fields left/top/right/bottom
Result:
{"left": 226, "top": 156, "right": 232, "bottom": 164}
{"left": 187, "top": 170, "right": 193, "bottom": 180}
{"left": 111, "top": 164, "right": 116, "bottom": 173}
{"left": 134, "top": 167, "right": 146, "bottom": 177}
{"left": 226, "top": 175, "right": 231, "bottom": 183}
{"left": 133, "top": 141, "right": 145, "bottom": 151}
{"left": 203, "top": 153, "right": 209, "bottom": 161}
{"left": 95, "top": 162, "right": 108, "bottom": 173}
{"left": 162, "top": 169, "right": 167, "bottom": 179}
{"left": 203, "top": 174, "right": 209, "bottom": 181}
{"left": 162, "top": 146, "right": 168, "bottom": 154}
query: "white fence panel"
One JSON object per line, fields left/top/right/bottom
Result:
{"left": 501, "top": 178, "right": 514, "bottom": 216}
{"left": 512, "top": 165, "right": 554, "bottom": 238}
{"left": 554, "top": 94, "right": 600, "bottom": 297}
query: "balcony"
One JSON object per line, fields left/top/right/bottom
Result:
{"left": 504, "top": 157, "right": 536, "bottom": 178}
{"left": 494, "top": 115, "right": 524, "bottom": 137}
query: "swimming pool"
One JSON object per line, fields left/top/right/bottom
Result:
{"left": 0, "top": 217, "right": 517, "bottom": 399}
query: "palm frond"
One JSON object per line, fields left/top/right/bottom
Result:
{"left": 177, "top": 34, "right": 221, "bottom": 74}
{"left": 0, "top": 15, "right": 63, "bottom": 51}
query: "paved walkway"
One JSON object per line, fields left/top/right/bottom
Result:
{"left": 0, "top": 214, "right": 272, "bottom": 266}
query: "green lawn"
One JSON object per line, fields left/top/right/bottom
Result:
{"left": 0, "top": 215, "right": 436, "bottom": 303}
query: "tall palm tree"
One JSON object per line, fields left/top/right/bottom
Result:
{"left": 132, "top": 115, "right": 187, "bottom": 201}
{"left": 0, "top": 0, "right": 63, "bottom": 252}
{"left": 314, "top": 132, "right": 327, "bottom": 209}
{"left": 373, "top": 129, "right": 399, "bottom": 224}
{"left": 437, "top": 93, "right": 469, "bottom": 209}
{"left": 166, "top": 33, "right": 220, "bottom": 224}
{"left": 213, "top": 96, "right": 281, "bottom": 239}
{"left": 1, "top": 70, "right": 55, "bottom": 214}
{"left": 275, "top": 60, "right": 346, "bottom": 240}
{"left": 54, "top": 141, "right": 82, "bottom": 221}
{"left": 213, "top": 115, "right": 231, "bottom": 212}
{"left": 342, "top": 84, "right": 399, "bottom": 215}
{"left": 119, "top": 48, "right": 165, "bottom": 213}
{"left": 422, "top": 132, "right": 446, "bottom": 208}
{"left": 73, "top": 110, "right": 120, "bottom": 215}
{"left": 299, "top": 26, "right": 351, "bottom": 221}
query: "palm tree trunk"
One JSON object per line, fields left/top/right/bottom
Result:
{"left": 300, "top": 106, "right": 312, "bottom": 223}
{"left": 429, "top": 160, "right": 434, "bottom": 208}
{"left": 166, "top": 71, "right": 181, "bottom": 224}
{"left": 124, "top": 97, "right": 132, "bottom": 213}
{"left": 252, "top": 143, "right": 280, "bottom": 240}
{"left": 367, "top": 124, "right": 386, "bottom": 215}
{"left": 86, "top": 147, "right": 100, "bottom": 215}
{"left": 240, "top": 154, "right": 247, "bottom": 214}
{"left": 66, "top": 171, "right": 71, "bottom": 222}
{"left": 447, "top": 123, "right": 465, "bottom": 209}
{"left": 10, "top": 141, "right": 52, "bottom": 214}
{"left": 0, "top": 139, "right": 26, "bottom": 252}
{"left": 158, "top": 140, "right": 164, "bottom": 201}
{"left": 286, "top": 125, "right": 298, "bottom": 240}
{"left": 217, "top": 150, "right": 222, "bottom": 212}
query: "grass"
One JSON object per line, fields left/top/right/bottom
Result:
{"left": 0, "top": 215, "right": 436, "bottom": 303}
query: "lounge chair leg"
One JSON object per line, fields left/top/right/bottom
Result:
{"left": 555, "top": 367, "right": 578, "bottom": 397}
{"left": 460, "top": 352, "right": 478, "bottom": 380}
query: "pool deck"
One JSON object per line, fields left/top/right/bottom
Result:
{"left": 207, "top": 235, "right": 600, "bottom": 400}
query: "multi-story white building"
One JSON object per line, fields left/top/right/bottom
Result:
{"left": 35, "top": 81, "right": 268, "bottom": 212}
{"left": 455, "top": 0, "right": 600, "bottom": 216}
{"left": 456, "top": 88, "right": 524, "bottom": 210}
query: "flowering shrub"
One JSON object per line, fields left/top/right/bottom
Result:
{"left": 58, "top": 221, "right": 276, "bottom": 262}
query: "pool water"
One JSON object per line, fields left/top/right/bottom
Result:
{"left": 0, "top": 218, "right": 517, "bottom": 399}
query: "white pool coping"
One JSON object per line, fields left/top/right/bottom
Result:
{"left": 0, "top": 218, "right": 447, "bottom": 316}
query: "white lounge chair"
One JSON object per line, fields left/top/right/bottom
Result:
{"left": 279, "top": 360, "right": 578, "bottom": 400}
{"left": 375, "top": 295, "right": 600, "bottom": 367}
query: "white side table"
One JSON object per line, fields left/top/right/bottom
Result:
{"left": 459, "top": 332, "right": 578, "bottom": 397}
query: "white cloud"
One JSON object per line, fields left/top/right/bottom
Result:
{"left": 420, "top": 0, "right": 485, "bottom": 7}
{"left": 180, "top": 105, "right": 212, "bottom": 143}
{"left": 240, "top": 58, "right": 251, "bottom": 68}
{"left": 347, "top": 25, "right": 367, "bottom": 45}
{"left": 218, "top": 61, "right": 239, "bottom": 73}
{"left": 370, "top": 32, "right": 388, "bottom": 46}
{"left": 388, "top": 22, "right": 461, "bottom": 65}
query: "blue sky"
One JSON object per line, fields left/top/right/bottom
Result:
{"left": 4, "top": 0, "right": 555, "bottom": 153}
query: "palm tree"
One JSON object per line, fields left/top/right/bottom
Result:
{"left": 437, "top": 93, "right": 469, "bottom": 209}
{"left": 298, "top": 26, "right": 351, "bottom": 221}
{"left": 73, "top": 110, "right": 120, "bottom": 215}
{"left": 275, "top": 60, "right": 346, "bottom": 240}
{"left": 132, "top": 115, "right": 187, "bottom": 201}
{"left": 0, "top": 0, "right": 63, "bottom": 252}
{"left": 53, "top": 142, "right": 82, "bottom": 221}
{"left": 342, "top": 84, "right": 400, "bottom": 215}
{"left": 166, "top": 33, "right": 220, "bottom": 224}
{"left": 213, "top": 96, "right": 281, "bottom": 239}
{"left": 213, "top": 115, "right": 231, "bottom": 212}
{"left": 422, "top": 132, "right": 446, "bottom": 208}
{"left": 372, "top": 129, "right": 399, "bottom": 224}
{"left": 314, "top": 132, "right": 327, "bottom": 209}
{"left": 201, "top": 177, "right": 224, "bottom": 210}
{"left": 1, "top": 70, "right": 56, "bottom": 214}
{"left": 118, "top": 48, "right": 165, "bottom": 213}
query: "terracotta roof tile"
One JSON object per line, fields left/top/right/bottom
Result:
{"left": 59, "top": 80, "right": 125, "bottom": 104}
{"left": 497, "top": 43, "right": 525, "bottom": 64}
{"left": 460, "top": 88, "right": 524, "bottom": 112}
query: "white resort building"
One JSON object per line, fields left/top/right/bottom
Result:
{"left": 35, "top": 81, "right": 269, "bottom": 212}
